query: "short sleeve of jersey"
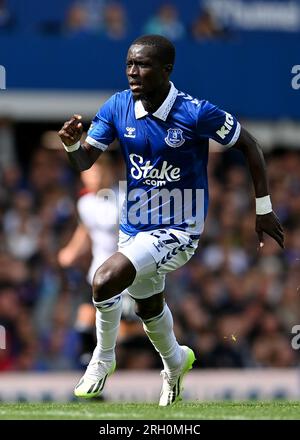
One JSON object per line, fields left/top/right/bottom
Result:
{"left": 77, "top": 195, "right": 88, "bottom": 225}
{"left": 196, "top": 100, "right": 241, "bottom": 148}
{"left": 86, "top": 95, "right": 117, "bottom": 151}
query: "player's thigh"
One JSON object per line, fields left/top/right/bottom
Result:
{"left": 133, "top": 228, "right": 199, "bottom": 276}
{"left": 118, "top": 230, "right": 164, "bottom": 299}
{"left": 126, "top": 274, "right": 166, "bottom": 300}
{"left": 118, "top": 228, "right": 199, "bottom": 299}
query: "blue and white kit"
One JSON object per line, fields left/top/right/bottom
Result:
{"left": 87, "top": 82, "right": 241, "bottom": 297}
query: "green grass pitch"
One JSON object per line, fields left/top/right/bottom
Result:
{"left": 0, "top": 401, "right": 300, "bottom": 420}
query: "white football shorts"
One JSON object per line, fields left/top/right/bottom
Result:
{"left": 118, "top": 228, "right": 200, "bottom": 299}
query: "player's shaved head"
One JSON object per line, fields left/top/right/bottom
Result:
{"left": 131, "top": 35, "right": 175, "bottom": 67}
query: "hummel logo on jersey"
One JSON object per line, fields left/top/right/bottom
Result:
{"left": 216, "top": 112, "right": 234, "bottom": 140}
{"left": 124, "top": 127, "right": 136, "bottom": 138}
{"left": 165, "top": 128, "right": 185, "bottom": 148}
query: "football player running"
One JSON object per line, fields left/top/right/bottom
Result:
{"left": 58, "top": 35, "right": 284, "bottom": 406}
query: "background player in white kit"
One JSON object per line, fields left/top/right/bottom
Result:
{"left": 58, "top": 156, "right": 133, "bottom": 367}
{"left": 57, "top": 157, "right": 117, "bottom": 367}
{"left": 58, "top": 34, "right": 284, "bottom": 406}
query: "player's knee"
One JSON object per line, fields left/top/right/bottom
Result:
{"left": 135, "top": 294, "right": 164, "bottom": 321}
{"left": 92, "top": 266, "right": 114, "bottom": 302}
{"left": 92, "top": 254, "right": 137, "bottom": 303}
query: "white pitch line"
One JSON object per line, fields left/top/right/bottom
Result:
{"left": 0, "top": 410, "right": 142, "bottom": 419}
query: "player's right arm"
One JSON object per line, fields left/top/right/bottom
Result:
{"left": 58, "top": 114, "right": 102, "bottom": 171}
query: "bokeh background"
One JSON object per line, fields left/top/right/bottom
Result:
{"left": 0, "top": 0, "right": 300, "bottom": 401}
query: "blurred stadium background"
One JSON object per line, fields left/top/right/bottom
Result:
{"left": 0, "top": 0, "right": 300, "bottom": 403}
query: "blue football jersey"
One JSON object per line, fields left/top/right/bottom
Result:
{"left": 87, "top": 82, "right": 241, "bottom": 236}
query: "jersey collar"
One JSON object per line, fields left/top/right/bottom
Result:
{"left": 134, "top": 82, "right": 178, "bottom": 121}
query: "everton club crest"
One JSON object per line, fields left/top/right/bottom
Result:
{"left": 164, "top": 128, "right": 185, "bottom": 148}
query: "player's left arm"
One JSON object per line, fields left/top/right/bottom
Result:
{"left": 233, "top": 126, "right": 284, "bottom": 249}
{"left": 57, "top": 223, "right": 91, "bottom": 267}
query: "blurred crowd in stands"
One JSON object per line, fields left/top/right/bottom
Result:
{"left": 3, "top": 0, "right": 300, "bottom": 41}
{"left": 0, "top": 118, "right": 300, "bottom": 371}
{"left": 0, "top": 0, "right": 228, "bottom": 41}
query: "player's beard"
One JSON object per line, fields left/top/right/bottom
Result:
{"left": 131, "top": 91, "right": 146, "bottom": 102}
{"left": 140, "top": 96, "right": 159, "bottom": 113}
{"left": 132, "top": 89, "right": 166, "bottom": 113}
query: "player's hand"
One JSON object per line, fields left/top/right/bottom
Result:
{"left": 58, "top": 114, "right": 83, "bottom": 146}
{"left": 256, "top": 211, "right": 284, "bottom": 249}
{"left": 57, "top": 248, "right": 74, "bottom": 267}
